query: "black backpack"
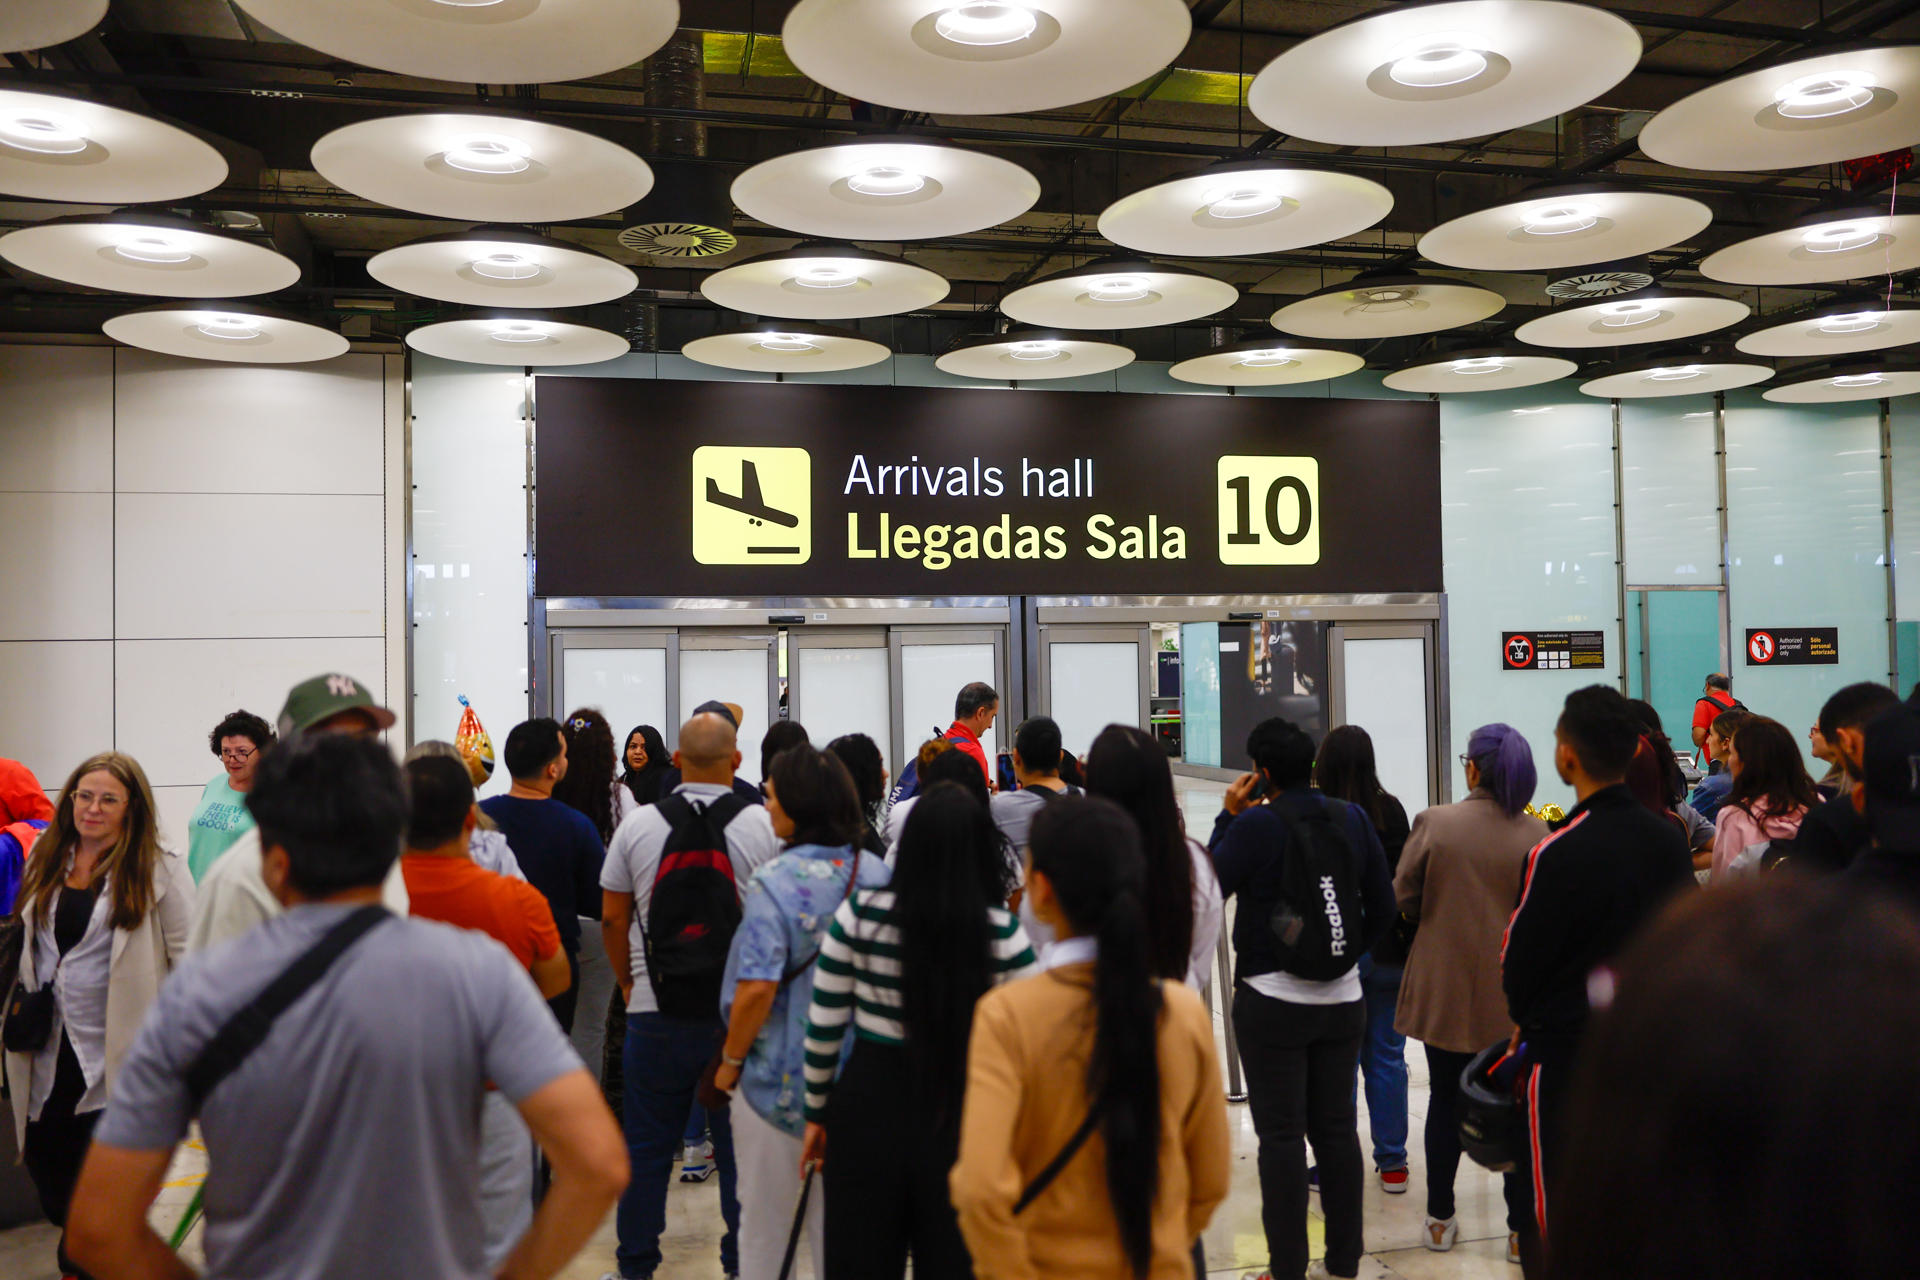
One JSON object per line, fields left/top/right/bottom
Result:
{"left": 643, "top": 793, "right": 748, "bottom": 1019}
{"left": 1266, "top": 798, "right": 1365, "bottom": 982}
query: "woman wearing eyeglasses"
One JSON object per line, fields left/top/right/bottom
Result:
{"left": 185, "top": 710, "right": 275, "bottom": 883}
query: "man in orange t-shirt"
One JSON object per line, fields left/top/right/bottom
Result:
{"left": 400, "top": 753, "right": 570, "bottom": 1268}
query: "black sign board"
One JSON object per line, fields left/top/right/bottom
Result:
{"left": 1503, "top": 630, "right": 1606, "bottom": 671}
{"left": 532, "top": 378, "right": 1442, "bottom": 597}
{"left": 1745, "top": 628, "right": 1839, "bottom": 666}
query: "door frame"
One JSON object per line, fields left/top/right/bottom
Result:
{"left": 1328, "top": 621, "right": 1443, "bottom": 809}
{"left": 544, "top": 627, "right": 678, "bottom": 726}
{"left": 1033, "top": 623, "right": 1154, "bottom": 749}
{"left": 889, "top": 626, "right": 1010, "bottom": 774}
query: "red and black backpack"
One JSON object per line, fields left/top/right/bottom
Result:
{"left": 642, "top": 793, "right": 749, "bottom": 1019}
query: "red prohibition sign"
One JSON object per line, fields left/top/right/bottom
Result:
{"left": 1505, "top": 634, "right": 1534, "bottom": 668}
{"left": 1749, "top": 631, "right": 1776, "bottom": 664}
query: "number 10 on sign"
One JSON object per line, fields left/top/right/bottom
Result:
{"left": 1217, "top": 456, "right": 1321, "bottom": 566}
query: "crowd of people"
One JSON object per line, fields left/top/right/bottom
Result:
{"left": 3, "top": 665, "right": 1920, "bottom": 1280}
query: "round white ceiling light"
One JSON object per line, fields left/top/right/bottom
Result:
{"left": 225, "top": 0, "right": 678, "bottom": 85}
{"left": 0, "top": 0, "right": 106, "bottom": 53}
{"left": 1382, "top": 345, "right": 1578, "bottom": 393}
{"left": 1638, "top": 44, "right": 1920, "bottom": 172}
{"left": 311, "top": 113, "right": 652, "bottom": 222}
{"left": 405, "top": 311, "right": 630, "bottom": 367}
{"left": 1763, "top": 359, "right": 1920, "bottom": 403}
{"left": 682, "top": 321, "right": 893, "bottom": 374}
{"left": 699, "top": 244, "right": 949, "bottom": 320}
{"left": 1097, "top": 160, "right": 1394, "bottom": 258}
{"left": 1514, "top": 287, "right": 1749, "bottom": 349}
{"left": 0, "top": 88, "right": 227, "bottom": 203}
{"left": 1418, "top": 184, "right": 1713, "bottom": 272}
{"left": 781, "top": 0, "right": 1192, "bottom": 115}
{"left": 730, "top": 140, "right": 1039, "bottom": 241}
{"left": 103, "top": 302, "right": 349, "bottom": 365}
{"left": 1169, "top": 338, "right": 1366, "bottom": 388}
{"left": 1000, "top": 258, "right": 1237, "bottom": 330}
{"left": 1736, "top": 296, "right": 1920, "bottom": 358}
{"left": 1578, "top": 352, "right": 1774, "bottom": 398}
{"left": 1269, "top": 271, "right": 1507, "bottom": 339}
{"left": 1699, "top": 206, "right": 1920, "bottom": 287}
{"left": 0, "top": 211, "right": 300, "bottom": 297}
{"left": 935, "top": 330, "right": 1135, "bottom": 382}
{"left": 1247, "top": 0, "right": 1641, "bottom": 146}
{"left": 366, "top": 227, "right": 636, "bottom": 308}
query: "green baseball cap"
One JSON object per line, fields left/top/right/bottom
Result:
{"left": 277, "top": 673, "right": 397, "bottom": 737}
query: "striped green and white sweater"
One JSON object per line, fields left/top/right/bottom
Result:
{"left": 802, "top": 888, "right": 1037, "bottom": 1122}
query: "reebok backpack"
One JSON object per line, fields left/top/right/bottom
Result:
{"left": 643, "top": 793, "right": 748, "bottom": 1019}
{"left": 1267, "top": 800, "right": 1365, "bottom": 982}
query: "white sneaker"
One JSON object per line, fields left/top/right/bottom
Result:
{"left": 1423, "top": 1216, "right": 1458, "bottom": 1252}
{"left": 1305, "top": 1263, "right": 1354, "bottom": 1280}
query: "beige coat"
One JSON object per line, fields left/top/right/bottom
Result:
{"left": 1393, "top": 790, "right": 1547, "bottom": 1055}
{"left": 7, "top": 849, "right": 193, "bottom": 1149}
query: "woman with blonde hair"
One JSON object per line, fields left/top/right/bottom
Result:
{"left": 4, "top": 752, "right": 192, "bottom": 1279}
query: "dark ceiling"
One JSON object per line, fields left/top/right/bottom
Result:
{"left": 3, "top": 0, "right": 1916, "bottom": 366}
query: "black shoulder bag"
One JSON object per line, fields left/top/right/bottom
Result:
{"left": 1014, "top": 1107, "right": 1103, "bottom": 1215}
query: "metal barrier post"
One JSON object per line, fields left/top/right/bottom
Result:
{"left": 1216, "top": 931, "right": 1247, "bottom": 1103}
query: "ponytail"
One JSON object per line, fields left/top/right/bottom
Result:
{"left": 1467, "top": 722, "right": 1538, "bottom": 817}
{"left": 1030, "top": 795, "right": 1163, "bottom": 1278}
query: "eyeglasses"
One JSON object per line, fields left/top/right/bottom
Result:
{"left": 1458, "top": 753, "right": 1473, "bottom": 767}
{"left": 72, "top": 790, "right": 126, "bottom": 809}
{"left": 220, "top": 747, "right": 256, "bottom": 762}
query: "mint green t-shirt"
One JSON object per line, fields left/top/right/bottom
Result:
{"left": 187, "top": 772, "right": 256, "bottom": 883}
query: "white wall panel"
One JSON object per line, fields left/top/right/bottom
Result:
{"left": 0, "top": 492, "right": 113, "bottom": 639}
{"left": 114, "top": 350, "right": 384, "bottom": 494}
{"left": 116, "top": 636, "right": 388, "bottom": 787}
{"left": 116, "top": 493, "right": 385, "bottom": 639}
{"left": 0, "top": 346, "right": 113, "bottom": 492}
{"left": 0, "top": 640, "right": 113, "bottom": 791}
{"left": 151, "top": 784, "right": 208, "bottom": 856}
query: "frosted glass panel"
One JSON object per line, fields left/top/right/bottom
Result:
{"left": 561, "top": 648, "right": 668, "bottom": 750}
{"left": 1048, "top": 641, "right": 1141, "bottom": 758}
{"left": 1895, "top": 400, "right": 1920, "bottom": 623}
{"left": 794, "top": 647, "right": 893, "bottom": 779}
{"left": 901, "top": 643, "right": 998, "bottom": 764}
{"left": 680, "top": 647, "right": 771, "bottom": 784}
{"left": 1643, "top": 591, "right": 1722, "bottom": 745}
{"left": 1180, "top": 623, "right": 1222, "bottom": 768}
{"left": 1725, "top": 392, "right": 1889, "bottom": 772}
{"left": 1341, "top": 637, "right": 1432, "bottom": 810}
{"left": 1621, "top": 400, "right": 1721, "bottom": 585}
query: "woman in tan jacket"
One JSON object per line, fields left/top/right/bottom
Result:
{"left": 951, "top": 794, "right": 1229, "bottom": 1280}
{"left": 1394, "top": 723, "right": 1546, "bottom": 1261}
{"left": 4, "top": 751, "right": 191, "bottom": 1279}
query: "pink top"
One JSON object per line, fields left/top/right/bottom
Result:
{"left": 1711, "top": 800, "right": 1807, "bottom": 877}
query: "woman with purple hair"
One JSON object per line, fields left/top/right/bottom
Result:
{"left": 1391, "top": 723, "right": 1548, "bottom": 1264}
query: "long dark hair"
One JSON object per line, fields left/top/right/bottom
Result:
{"left": 760, "top": 720, "right": 810, "bottom": 786}
{"left": 1084, "top": 724, "right": 1193, "bottom": 983}
{"left": 1727, "top": 716, "right": 1818, "bottom": 821}
{"left": 553, "top": 707, "right": 618, "bottom": 843}
{"left": 827, "top": 733, "right": 887, "bottom": 851}
{"left": 621, "top": 724, "right": 670, "bottom": 805}
{"left": 891, "top": 783, "right": 1007, "bottom": 1129}
{"left": 1625, "top": 699, "right": 1689, "bottom": 807}
{"left": 767, "top": 745, "right": 863, "bottom": 848}
{"left": 1029, "top": 795, "right": 1162, "bottom": 1278}
{"left": 1315, "top": 723, "right": 1393, "bottom": 829}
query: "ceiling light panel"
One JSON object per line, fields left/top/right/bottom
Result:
{"left": 1700, "top": 209, "right": 1920, "bottom": 287}
{"left": 1736, "top": 299, "right": 1920, "bottom": 359}
{"left": 1, "top": 0, "right": 106, "bottom": 53}
{"left": 1578, "top": 356, "right": 1773, "bottom": 398}
{"left": 311, "top": 114, "right": 652, "bottom": 222}
{"left": 782, "top": 0, "right": 1192, "bottom": 114}
{"left": 1169, "top": 339, "right": 1365, "bottom": 388}
{"left": 1270, "top": 272, "right": 1507, "bottom": 339}
{"left": 730, "top": 141, "right": 1039, "bottom": 240}
{"left": 103, "top": 303, "right": 348, "bottom": 364}
{"left": 699, "top": 245, "right": 949, "bottom": 320}
{"left": 367, "top": 228, "right": 636, "bottom": 308}
{"left": 1514, "top": 289, "right": 1749, "bottom": 349}
{"left": 935, "top": 331, "right": 1135, "bottom": 381}
{"left": 1247, "top": 0, "right": 1641, "bottom": 146}
{"left": 682, "top": 323, "right": 893, "bottom": 373}
{"left": 1639, "top": 44, "right": 1920, "bottom": 172}
{"left": 1098, "top": 162, "right": 1394, "bottom": 258}
{"left": 1418, "top": 185, "right": 1712, "bottom": 272}
{"left": 405, "top": 314, "right": 630, "bottom": 367}
{"left": 1001, "top": 259, "right": 1236, "bottom": 330}
{"left": 0, "top": 88, "right": 227, "bottom": 203}
{"left": 1382, "top": 348, "right": 1578, "bottom": 393}
{"left": 1764, "top": 362, "right": 1920, "bottom": 403}
{"left": 227, "top": 0, "right": 678, "bottom": 85}
{"left": 0, "top": 213, "right": 300, "bottom": 298}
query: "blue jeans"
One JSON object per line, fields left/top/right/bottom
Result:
{"left": 1357, "top": 957, "right": 1409, "bottom": 1171}
{"left": 684, "top": 1101, "right": 708, "bottom": 1147}
{"left": 616, "top": 1014, "right": 740, "bottom": 1278}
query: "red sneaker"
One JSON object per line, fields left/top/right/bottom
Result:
{"left": 1379, "top": 1167, "right": 1410, "bottom": 1193}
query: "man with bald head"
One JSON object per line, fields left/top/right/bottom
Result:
{"left": 599, "top": 712, "right": 780, "bottom": 1280}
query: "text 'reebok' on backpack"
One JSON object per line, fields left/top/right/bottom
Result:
{"left": 644, "top": 793, "right": 749, "bottom": 1019}
{"left": 1267, "top": 799, "right": 1365, "bottom": 982}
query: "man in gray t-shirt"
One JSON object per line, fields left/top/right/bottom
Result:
{"left": 67, "top": 734, "right": 628, "bottom": 1280}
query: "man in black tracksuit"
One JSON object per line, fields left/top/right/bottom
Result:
{"left": 1501, "top": 686, "right": 1693, "bottom": 1277}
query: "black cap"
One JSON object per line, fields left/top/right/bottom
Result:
{"left": 1861, "top": 703, "right": 1920, "bottom": 854}
{"left": 690, "top": 699, "right": 739, "bottom": 728}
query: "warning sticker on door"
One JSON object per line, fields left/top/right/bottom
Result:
{"left": 1503, "top": 631, "right": 1605, "bottom": 671}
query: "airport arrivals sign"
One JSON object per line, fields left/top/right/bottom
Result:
{"left": 533, "top": 378, "right": 1441, "bottom": 597}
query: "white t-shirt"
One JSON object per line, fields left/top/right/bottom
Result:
{"left": 186, "top": 828, "right": 410, "bottom": 953}
{"left": 598, "top": 782, "right": 781, "bottom": 1013}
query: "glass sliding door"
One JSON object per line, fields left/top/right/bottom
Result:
{"left": 892, "top": 628, "right": 1005, "bottom": 776}
{"left": 788, "top": 630, "right": 894, "bottom": 779}
{"left": 678, "top": 631, "right": 779, "bottom": 783}
{"left": 1330, "top": 623, "right": 1439, "bottom": 809}
{"left": 1037, "top": 625, "right": 1150, "bottom": 760}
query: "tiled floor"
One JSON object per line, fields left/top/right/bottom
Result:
{"left": 3, "top": 776, "right": 1518, "bottom": 1279}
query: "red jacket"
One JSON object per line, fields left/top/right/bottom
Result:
{"left": 945, "top": 721, "right": 992, "bottom": 788}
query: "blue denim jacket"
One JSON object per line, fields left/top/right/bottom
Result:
{"left": 721, "top": 842, "right": 891, "bottom": 1136}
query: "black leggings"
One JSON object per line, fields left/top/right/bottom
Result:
{"left": 22, "top": 1036, "right": 101, "bottom": 1280}
{"left": 1422, "top": 1043, "right": 1529, "bottom": 1232}
{"left": 821, "top": 1039, "right": 973, "bottom": 1280}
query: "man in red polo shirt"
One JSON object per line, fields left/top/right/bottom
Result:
{"left": 944, "top": 681, "right": 1000, "bottom": 788}
{"left": 1691, "top": 673, "right": 1743, "bottom": 772}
